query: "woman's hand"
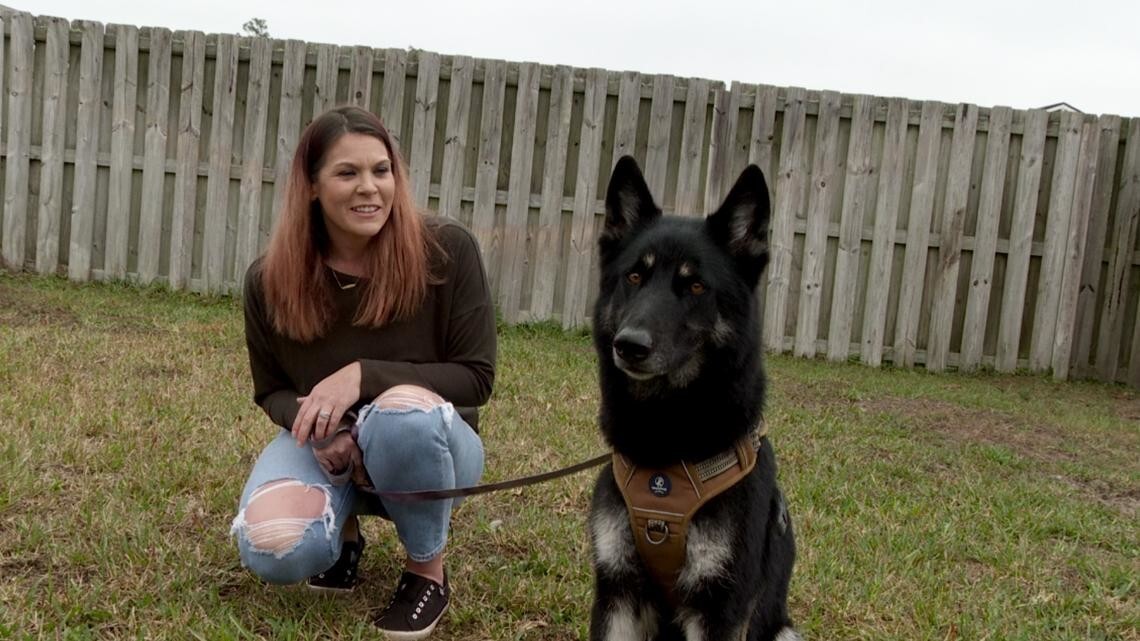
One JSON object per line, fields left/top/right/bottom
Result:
{"left": 293, "top": 361, "right": 362, "bottom": 445}
{"left": 311, "top": 430, "right": 363, "bottom": 482}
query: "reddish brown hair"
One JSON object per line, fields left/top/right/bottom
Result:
{"left": 260, "top": 106, "right": 433, "bottom": 342}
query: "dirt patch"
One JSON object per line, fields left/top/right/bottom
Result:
{"left": 861, "top": 396, "right": 1139, "bottom": 517}
{"left": 773, "top": 377, "right": 857, "bottom": 411}
{"left": 859, "top": 397, "right": 1075, "bottom": 464}
{"left": 1112, "top": 393, "right": 1140, "bottom": 422}
{"left": 1054, "top": 474, "right": 1140, "bottom": 519}
{"left": 0, "top": 283, "right": 79, "bottom": 328}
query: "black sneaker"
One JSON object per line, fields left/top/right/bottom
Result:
{"left": 373, "top": 571, "right": 449, "bottom": 640}
{"left": 307, "top": 533, "right": 365, "bottom": 593}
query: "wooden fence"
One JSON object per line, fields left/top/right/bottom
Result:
{"left": 2, "top": 12, "right": 1139, "bottom": 387}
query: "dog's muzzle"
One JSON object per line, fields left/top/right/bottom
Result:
{"left": 613, "top": 327, "right": 658, "bottom": 379}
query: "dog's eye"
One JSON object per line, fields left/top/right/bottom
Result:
{"left": 690, "top": 282, "right": 706, "bottom": 295}
{"left": 627, "top": 272, "right": 642, "bottom": 285}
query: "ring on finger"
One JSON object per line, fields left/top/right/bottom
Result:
{"left": 318, "top": 410, "right": 332, "bottom": 419}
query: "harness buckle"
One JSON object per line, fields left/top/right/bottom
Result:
{"left": 645, "top": 519, "right": 669, "bottom": 545}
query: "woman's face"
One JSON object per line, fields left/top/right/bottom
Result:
{"left": 311, "top": 132, "right": 397, "bottom": 251}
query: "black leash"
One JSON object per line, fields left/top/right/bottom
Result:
{"left": 361, "top": 453, "right": 611, "bottom": 502}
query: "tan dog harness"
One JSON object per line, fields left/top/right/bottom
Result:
{"left": 612, "top": 420, "right": 768, "bottom": 597}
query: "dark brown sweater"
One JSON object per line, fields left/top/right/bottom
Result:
{"left": 243, "top": 216, "right": 497, "bottom": 431}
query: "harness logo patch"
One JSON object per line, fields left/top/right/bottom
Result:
{"left": 649, "top": 473, "right": 671, "bottom": 497}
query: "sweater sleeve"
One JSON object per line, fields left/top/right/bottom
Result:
{"left": 243, "top": 263, "right": 301, "bottom": 430}
{"left": 358, "top": 223, "right": 497, "bottom": 408}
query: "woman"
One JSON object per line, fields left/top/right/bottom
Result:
{"left": 230, "top": 106, "right": 496, "bottom": 640}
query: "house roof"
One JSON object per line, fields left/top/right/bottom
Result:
{"left": 1040, "top": 102, "right": 1084, "bottom": 113}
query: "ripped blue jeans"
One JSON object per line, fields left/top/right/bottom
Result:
{"left": 230, "top": 402, "right": 484, "bottom": 584}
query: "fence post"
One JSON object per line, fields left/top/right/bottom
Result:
{"left": 2, "top": 13, "right": 33, "bottom": 270}
{"left": 764, "top": 87, "right": 807, "bottom": 353}
{"left": 68, "top": 20, "right": 105, "bottom": 282}
{"left": 137, "top": 27, "right": 173, "bottom": 285}
{"left": 1029, "top": 111, "right": 1083, "bottom": 372}
{"left": 995, "top": 109, "right": 1049, "bottom": 372}
{"left": 169, "top": 31, "right": 206, "bottom": 290}
{"left": 35, "top": 17, "right": 70, "bottom": 276}
{"left": 960, "top": 106, "right": 1013, "bottom": 371}
{"left": 1096, "top": 118, "right": 1140, "bottom": 382}
{"left": 1051, "top": 119, "right": 1101, "bottom": 379}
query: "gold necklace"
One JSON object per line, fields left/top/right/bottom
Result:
{"left": 330, "top": 268, "right": 359, "bottom": 290}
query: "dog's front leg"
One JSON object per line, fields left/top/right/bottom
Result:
{"left": 675, "top": 608, "right": 750, "bottom": 641}
{"left": 590, "top": 469, "right": 660, "bottom": 640}
{"left": 589, "top": 591, "right": 658, "bottom": 641}
{"left": 588, "top": 522, "right": 658, "bottom": 641}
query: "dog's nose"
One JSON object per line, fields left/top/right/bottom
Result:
{"left": 613, "top": 328, "right": 652, "bottom": 364}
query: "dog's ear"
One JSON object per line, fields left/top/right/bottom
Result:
{"left": 706, "top": 165, "right": 771, "bottom": 285}
{"left": 601, "top": 156, "right": 661, "bottom": 258}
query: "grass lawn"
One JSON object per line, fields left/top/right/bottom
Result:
{"left": 0, "top": 271, "right": 1136, "bottom": 640}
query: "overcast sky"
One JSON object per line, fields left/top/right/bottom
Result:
{"left": 22, "top": 0, "right": 1140, "bottom": 117}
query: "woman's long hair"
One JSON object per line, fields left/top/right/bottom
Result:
{"left": 260, "top": 106, "right": 433, "bottom": 342}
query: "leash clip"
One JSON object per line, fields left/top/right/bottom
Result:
{"left": 645, "top": 519, "right": 669, "bottom": 545}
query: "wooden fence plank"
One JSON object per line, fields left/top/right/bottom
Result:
{"left": 381, "top": 48, "right": 407, "bottom": 144}
{"left": 1071, "top": 115, "right": 1122, "bottom": 375}
{"left": 470, "top": 59, "right": 506, "bottom": 259}
{"left": 531, "top": 64, "right": 573, "bottom": 320}
{"left": 1131, "top": 293, "right": 1140, "bottom": 387}
{"left": 312, "top": 43, "right": 339, "bottom": 115}
{"left": 234, "top": 36, "right": 272, "bottom": 282}
{"left": 893, "top": 100, "right": 945, "bottom": 367}
{"left": 1095, "top": 117, "right": 1140, "bottom": 381}
{"left": 764, "top": 86, "right": 808, "bottom": 352}
{"left": 675, "top": 78, "right": 711, "bottom": 215}
{"left": 995, "top": 109, "right": 1049, "bottom": 372}
{"left": 704, "top": 82, "right": 741, "bottom": 213}
{"left": 828, "top": 93, "right": 875, "bottom": 361}
{"left": 34, "top": 17, "right": 70, "bottom": 275}
{"left": 104, "top": 24, "right": 139, "bottom": 280}
{"left": 68, "top": 20, "right": 105, "bottom": 281}
{"left": 1051, "top": 119, "right": 1101, "bottom": 379}
{"left": 136, "top": 27, "right": 172, "bottom": 284}
{"left": 499, "top": 61, "right": 540, "bottom": 323}
{"left": 348, "top": 45, "right": 372, "bottom": 107}
{"left": 169, "top": 30, "right": 206, "bottom": 289}
{"left": 748, "top": 84, "right": 780, "bottom": 326}
{"left": 861, "top": 97, "right": 909, "bottom": 366}
{"left": 747, "top": 84, "right": 780, "bottom": 179}
{"left": 409, "top": 51, "right": 440, "bottom": 209}
{"left": 926, "top": 102, "right": 979, "bottom": 372}
{"left": 202, "top": 34, "right": 239, "bottom": 292}
{"left": 562, "top": 68, "right": 608, "bottom": 329}
{"left": 2, "top": 13, "right": 34, "bottom": 269}
{"left": 644, "top": 74, "right": 673, "bottom": 198}
{"left": 1029, "top": 110, "right": 1083, "bottom": 371}
{"left": 960, "top": 106, "right": 1012, "bottom": 370}
{"left": 437, "top": 55, "right": 473, "bottom": 219}
{"left": 612, "top": 70, "right": 640, "bottom": 167}
{"left": 271, "top": 39, "right": 307, "bottom": 222}
{"left": 0, "top": 14, "right": 4, "bottom": 176}
{"left": 795, "top": 90, "right": 842, "bottom": 358}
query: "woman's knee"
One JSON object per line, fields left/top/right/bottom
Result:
{"left": 372, "top": 384, "right": 445, "bottom": 411}
{"left": 361, "top": 388, "right": 450, "bottom": 454}
{"left": 231, "top": 479, "right": 339, "bottom": 584}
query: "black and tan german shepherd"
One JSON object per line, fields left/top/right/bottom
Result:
{"left": 588, "top": 156, "right": 799, "bottom": 641}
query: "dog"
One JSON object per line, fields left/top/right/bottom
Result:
{"left": 588, "top": 156, "right": 799, "bottom": 641}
